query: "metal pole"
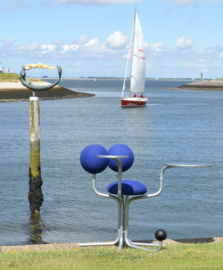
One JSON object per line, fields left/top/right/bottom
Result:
{"left": 28, "top": 96, "right": 43, "bottom": 214}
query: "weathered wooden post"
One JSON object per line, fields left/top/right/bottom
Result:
{"left": 19, "top": 63, "right": 62, "bottom": 214}
{"left": 29, "top": 96, "right": 43, "bottom": 214}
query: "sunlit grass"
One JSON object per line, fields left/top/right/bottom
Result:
{"left": 1, "top": 243, "right": 223, "bottom": 270}
{"left": 0, "top": 72, "right": 42, "bottom": 82}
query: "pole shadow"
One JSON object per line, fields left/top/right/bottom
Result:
{"left": 26, "top": 213, "right": 47, "bottom": 244}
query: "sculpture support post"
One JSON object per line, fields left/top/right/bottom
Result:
{"left": 28, "top": 96, "right": 43, "bottom": 214}
{"left": 19, "top": 63, "right": 62, "bottom": 213}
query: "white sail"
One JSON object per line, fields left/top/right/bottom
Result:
{"left": 130, "top": 12, "right": 146, "bottom": 94}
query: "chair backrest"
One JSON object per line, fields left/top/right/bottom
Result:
{"left": 80, "top": 144, "right": 109, "bottom": 174}
{"left": 108, "top": 144, "right": 134, "bottom": 172}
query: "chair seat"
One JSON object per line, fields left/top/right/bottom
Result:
{"left": 107, "top": 180, "right": 147, "bottom": 196}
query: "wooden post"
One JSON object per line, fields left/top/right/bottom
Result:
{"left": 28, "top": 96, "right": 43, "bottom": 214}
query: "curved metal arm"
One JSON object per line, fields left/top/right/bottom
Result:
{"left": 79, "top": 174, "right": 122, "bottom": 248}
{"left": 91, "top": 173, "right": 123, "bottom": 249}
{"left": 128, "top": 165, "right": 168, "bottom": 204}
{"left": 129, "top": 163, "right": 212, "bottom": 204}
{"left": 92, "top": 174, "right": 120, "bottom": 203}
{"left": 163, "top": 163, "right": 212, "bottom": 168}
{"left": 97, "top": 155, "right": 128, "bottom": 200}
{"left": 19, "top": 65, "right": 62, "bottom": 91}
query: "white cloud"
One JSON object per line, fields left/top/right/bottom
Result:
{"left": 146, "top": 63, "right": 153, "bottom": 69}
{"left": 210, "top": 0, "right": 223, "bottom": 4}
{"left": 82, "top": 42, "right": 111, "bottom": 58}
{"left": 3, "top": 32, "right": 223, "bottom": 78}
{"left": 9, "top": 0, "right": 25, "bottom": 10}
{"left": 4, "top": 38, "right": 15, "bottom": 47}
{"left": 73, "top": 61, "right": 81, "bottom": 66}
{"left": 186, "top": 62, "right": 204, "bottom": 67}
{"left": 52, "top": 39, "right": 64, "bottom": 45}
{"left": 176, "top": 37, "right": 194, "bottom": 49}
{"left": 4, "top": 30, "right": 222, "bottom": 77}
{"left": 218, "top": 52, "right": 223, "bottom": 59}
{"left": 150, "top": 42, "right": 165, "bottom": 52}
{"left": 62, "top": 44, "right": 79, "bottom": 52}
{"left": 123, "top": 53, "right": 129, "bottom": 59}
{"left": 40, "top": 34, "right": 127, "bottom": 60}
{"left": 158, "top": 0, "right": 223, "bottom": 5}
{"left": 194, "top": 63, "right": 204, "bottom": 67}
{"left": 196, "top": 49, "right": 204, "bottom": 54}
{"left": 42, "top": 44, "right": 55, "bottom": 54}
{"left": 106, "top": 31, "right": 128, "bottom": 49}
{"left": 144, "top": 41, "right": 150, "bottom": 49}
{"left": 12, "top": 41, "right": 39, "bottom": 52}
{"left": 198, "top": 59, "right": 208, "bottom": 62}
{"left": 84, "top": 38, "right": 98, "bottom": 46}
{"left": 73, "top": 34, "right": 89, "bottom": 45}
{"left": 159, "top": 0, "right": 207, "bottom": 5}
{"left": 46, "top": 0, "right": 142, "bottom": 4}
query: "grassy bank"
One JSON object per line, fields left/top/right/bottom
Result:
{"left": 0, "top": 72, "right": 19, "bottom": 82}
{"left": 1, "top": 243, "right": 223, "bottom": 270}
{"left": 0, "top": 72, "right": 42, "bottom": 82}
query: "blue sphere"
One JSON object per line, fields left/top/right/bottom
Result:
{"left": 80, "top": 144, "right": 109, "bottom": 174}
{"left": 108, "top": 144, "right": 134, "bottom": 172}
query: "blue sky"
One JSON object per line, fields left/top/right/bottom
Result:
{"left": 0, "top": 0, "right": 222, "bottom": 78}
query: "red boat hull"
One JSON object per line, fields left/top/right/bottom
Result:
{"left": 121, "top": 98, "right": 147, "bottom": 107}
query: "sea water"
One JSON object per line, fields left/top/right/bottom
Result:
{"left": 0, "top": 79, "right": 223, "bottom": 246}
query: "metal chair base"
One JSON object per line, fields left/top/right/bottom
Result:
{"left": 79, "top": 190, "right": 164, "bottom": 252}
{"left": 79, "top": 239, "right": 163, "bottom": 252}
{"left": 79, "top": 161, "right": 211, "bottom": 252}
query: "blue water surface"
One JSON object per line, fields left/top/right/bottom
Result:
{"left": 0, "top": 79, "right": 222, "bottom": 246}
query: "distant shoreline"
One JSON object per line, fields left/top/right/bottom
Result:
{"left": 169, "top": 80, "right": 223, "bottom": 91}
{"left": 39, "top": 77, "right": 201, "bottom": 81}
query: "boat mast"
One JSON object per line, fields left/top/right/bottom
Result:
{"left": 129, "top": 9, "right": 137, "bottom": 97}
{"left": 121, "top": 10, "right": 135, "bottom": 98}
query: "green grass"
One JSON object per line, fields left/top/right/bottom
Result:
{"left": 0, "top": 72, "right": 42, "bottom": 82}
{"left": 1, "top": 243, "right": 223, "bottom": 270}
{"left": 0, "top": 72, "right": 20, "bottom": 82}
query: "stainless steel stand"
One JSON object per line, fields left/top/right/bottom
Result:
{"left": 79, "top": 158, "right": 212, "bottom": 252}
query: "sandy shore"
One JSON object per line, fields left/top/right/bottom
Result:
{"left": 173, "top": 80, "right": 223, "bottom": 91}
{"left": 1, "top": 237, "right": 223, "bottom": 252}
{"left": 0, "top": 81, "right": 94, "bottom": 102}
{"left": 0, "top": 81, "right": 56, "bottom": 89}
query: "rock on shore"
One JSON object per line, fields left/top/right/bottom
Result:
{"left": 176, "top": 80, "right": 223, "bottom": 91}
{"left": 0, "top": 82, "right": 94, "bottom": 102}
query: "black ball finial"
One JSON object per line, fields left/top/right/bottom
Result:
{"left": 155, "top": 229, "right": 167, "bottom": 241}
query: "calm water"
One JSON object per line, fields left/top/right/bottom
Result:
{"left": 1, "top": 79, "right": 223, "bottom": 246}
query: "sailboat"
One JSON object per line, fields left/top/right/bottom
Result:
{"left": 121, "top": 11, "right": 148, "bottom": 107}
